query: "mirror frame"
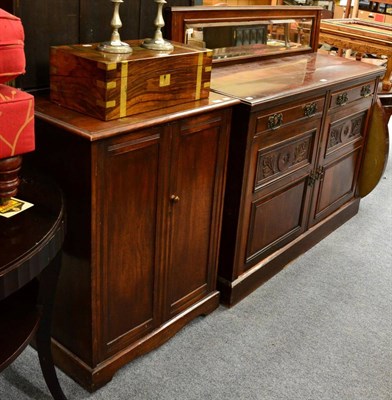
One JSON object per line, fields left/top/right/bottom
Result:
{"left": 165, "top": 6, "right": 323, "bottom": 66}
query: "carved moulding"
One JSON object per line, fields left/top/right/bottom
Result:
{"left": 327, "top": 113, "right": 365, "bottom": 152}
{"left": 255, "top": 135, "right": 313, "bottom": 190}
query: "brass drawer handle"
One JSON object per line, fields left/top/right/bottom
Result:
{"left": 360, "top": 84, "right": 372, "bottom": 98}
{"left": 304, "top": 102, "right": 317, "bottom": 117}
{"left": 315, "top": 166, "right": 325, "bottom": 181}
{"left": 267, "top": 113, "right": 283, "bottom": 130}
{"left": 336, "top": 92, "right": 348, "bottom": 106}
{"left": 308, "top": 171, "right": 317, "bottom": 187}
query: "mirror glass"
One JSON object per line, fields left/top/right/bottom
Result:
{"left": 184, "top": 18, "right": 314, "bottom": 62}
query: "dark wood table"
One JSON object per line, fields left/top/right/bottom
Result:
{"left": 0, "top": 172, "right": 67, "bottom": 400}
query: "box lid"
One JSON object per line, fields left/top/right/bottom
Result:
{"left": 50, "top": 40, "right": 212, "bottom": 80}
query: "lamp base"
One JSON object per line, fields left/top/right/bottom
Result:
{"left": 0, "top": 155, "right": 22, "bottom": 204}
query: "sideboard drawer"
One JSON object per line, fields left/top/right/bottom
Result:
{"left": 255, "top": 97, "right": 325, "bottom": 136}
{"left": 329, "top": 81, "right": 376, "bottom": 110}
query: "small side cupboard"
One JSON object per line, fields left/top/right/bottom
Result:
{"left": 30, "top": 93, "right": 236, "bottom": 390}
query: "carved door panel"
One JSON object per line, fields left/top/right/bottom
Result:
{"left": 165, "top": 110, "right": 230, "bottom": 318}
{"left": 98, "top": 126, "right": 168, "bottom": 359}
{"left": 239, "top": 117, "right": 321, "bottom": 272}
{"left": 308, "top": 103, "right": 370, "bottom": 227}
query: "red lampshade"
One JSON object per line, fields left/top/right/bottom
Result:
{"left": 0, "top": 84, "right": 34, "bottom": 159}
{"left": 0, "top": 8, "right": 26, "bottom": 84}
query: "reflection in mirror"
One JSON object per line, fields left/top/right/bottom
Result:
{"left": 185, "top": 18, "right": 313, "bottom": 61}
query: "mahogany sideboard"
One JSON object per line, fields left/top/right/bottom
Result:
{"left": 210, "top": 53, "right": 385, "bottom": 306}
{"left": 29, "top": 92, "right": 238, "bottom": 391}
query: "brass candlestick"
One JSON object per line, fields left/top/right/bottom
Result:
{"left": 98, "top": 0, "right": 132, "bottom": 54}
{"left": 142, "top": 0, "right": 173, "bottom": 51}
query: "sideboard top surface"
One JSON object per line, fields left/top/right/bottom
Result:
{"left": 210, "top": 53, "right": 385, "bottom": 106}
{"left": 34, "top": 91, "right": 239, "bottom": 142}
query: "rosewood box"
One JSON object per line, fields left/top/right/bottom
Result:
{"left": 50, "top": 40, "right": 212, "bottom": 120}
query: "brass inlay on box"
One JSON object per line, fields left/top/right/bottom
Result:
{"left": 120, "top": 62, "right": 128, "bottom": 117}
{"left": 97, "top": 80, "right": 117, "bottom": 89}
{"left": 195, "top": 53, "right": 204, "bottom": 100}
{"left": 96, "top": 100, "right": 116, "bottom": 108}
{"left": 97, "top": 62, "right": 117, "bottom": 71}
{"left": 159, "top": 74, "right": 171, "bottom": 87}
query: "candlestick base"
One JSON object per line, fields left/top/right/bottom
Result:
{"left": 141, "top": 38, "right": 173, "bottom": 51}
{"left": 97, "top": 41, "right": 132, "bottom": 54}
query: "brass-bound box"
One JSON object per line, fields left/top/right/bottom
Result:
{"left": 50, "top": 40, "right": 212, "bottom": 121}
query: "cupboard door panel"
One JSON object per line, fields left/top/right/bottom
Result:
{"left": 245, "top": 177, "right": 309, "bottom": 264}
{"left": 100, "top": 131, "right": 162, "bottom": 356}
{"left": 167, "top": 112, "right": 226, "bottom": 317}
{"left": 324, "top": 110, "right": 367, "bottom": 159}
{"left": 239, "top": 120, "right": 320, "bottom": 271}
{"left": 310, "top": 147, "right": 362, "bottom": 224}
{"left": 254, "top": 129, "right": 316, "bottom": 191}
{"left": 309, "top": 106, "right": 370, "bottom": 227}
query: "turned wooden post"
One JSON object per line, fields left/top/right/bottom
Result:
{"left": 0, "top": 156, "right": 22, "bottom": 204}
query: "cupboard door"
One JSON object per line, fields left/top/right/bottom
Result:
{"left": 99, "top": 127, "right": 166, "bottom": 358}
{"left": 166, "top": 110, "right": 230, "bottom": 318}
{"left": 240, "top": 118, "right": 320, "bottom": 271}
{"left": 308, "top": 104, "right": 370, "bottom": 226}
